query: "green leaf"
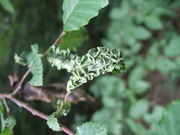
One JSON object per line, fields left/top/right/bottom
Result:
{"left": 156, "top": 56, "right": 176, "bottom": 75}
{"left": 0, "top": 0, "right": 14, "bottom": 14}
{"left": 0, "top": 127, "right": 13, "bottom": 135}
{"left": 129, "top": 66, "right": 146, "bottom": 88}
{"left": 132, "top": 26, "right": 151, "bottom": 40}
{"left": 144, "top": 105, "right": 164, "bottom": 124}
{"left": 14, "top": 44, "right": 43, "bottom": 86}
{"left": 90, "top": 75, "right": 125, "bottom": 98}
{"left": 155, "top": 100, "right": 180, "bottom": 135}
{"left": 28, "top": 45, "right": 43, "bottom": 86}
{"left": 60, "top": 28, "right": 88, "bottom": 50}
{"left": 14, "top": 54, "right": 27, "bottom": 66}
{"left": 55, "top": 100, "right": 71, "bottom": 117}
{"left": 0, "top": 100, "right": 5, "bottom": 114}
{"left": 129, "top": 99, "right": 149, "bottom": 119}
{"left": 0, "top": 115, "right": 16, "bottom": 135}
{"left": 48, "top": 46, "right": 125, "bottom": 92}
{"left": 61, "top": 101, "right": 71, "bottom": 116}
{"left": 76, "top": 122, "right": 107, "bottom": 135}
{"left": 164, "top": 36, "right": 180, "bottom": 57}
{"left": 92, "top": 107, "right": 123, "bottom": 135}
{"left": 62, "top": 0, "right": 109, "bottom": 31}
{"left": 47, "top": 114, "right": 60, "bottom": 132}
{"left": 126, "top": 119, "right": 150, "bottom": 135}
{"left": 4, "top": 116, "right": 16, "bottom": 129}
{"left": 110, "top": 0, "right": 129, "bottom": 20}
{"left": 132, "top": 80, "right": 150, "bottom": 95}
{"left": 144, "top": 16, "right": 163, "bottom": 30}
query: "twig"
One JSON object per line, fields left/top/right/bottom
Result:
{"left": 0, "top": 93, "right": 75, "bottom": 135}
{"left": 53, "top": 30, "right": 66, "bottom": 46}
{"left": 1, "top": 29, "right": 74, "bottom": 134}
{"left": 43, "top": 30, "right": 66, "bottom": 56}
{"left": 2, "top": 98, "right": 10, "bottom": 114}
{"left": 12, "top": 69, "right": 31, "bottom": 96}
{"left": 12, "top": 30, "right": 66, "bottom": 96}
{"left": 44, "top": 29, "right": 69, "bottom": 111}
{"left": 64, "top": 92, "right": 70, "bottom": 103}
{"left": 59, "top": 92, "right": 70, "bottom": 111}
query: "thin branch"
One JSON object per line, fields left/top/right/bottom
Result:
{"left": 12, "top": 30, "right": 66, "bottom": 96}
{"left": 0, "top": 94, "right": 47, "bottom": 119}
{"left": 2, "top": 98, "right": 10, "bottom": 114}
{"left": 59, "top": 92, "right": 70, "bottom": 111}
{"left": 2, "top": 29, "right": 74, "bottom": 134}
{"left": 64, "top": 92, "right": 70, "bottom": 103}
{"left": 53, "top": 30, "right": 66, "bottom": 46}
{"left": 0, "top": 93, "right": 75, "bottom": 135}
{"left": 12, "top": 69, "right": 31, "bottom": 96}
{"left": 43, "top": 30, "right": 66, "bottom": 56}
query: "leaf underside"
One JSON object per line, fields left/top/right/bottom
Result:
{"left": 62, "top": 0, "right": 109, "bottom": 31}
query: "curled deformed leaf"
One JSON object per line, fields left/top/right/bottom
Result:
{"left": 48, "top": 46, "right": 125, "bottom": 92}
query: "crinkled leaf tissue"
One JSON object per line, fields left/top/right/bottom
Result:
{"left": 48, "top": 46, "right": 125, "bottom": 92}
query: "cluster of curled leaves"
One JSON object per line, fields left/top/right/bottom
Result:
{"left": 48, "top": 46, "right": 125, "bottom": 92}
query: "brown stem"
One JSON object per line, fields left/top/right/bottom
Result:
{"left": 12, "top": 29, "right": 66, "bottom": 96}
{"left": 5, "top": 29, "right": 74, "bottom": 134}
{"left": 0, "top": 93, "right": 75, "bottom": 135}
{"left": 59, "top": 92, "right": 70, "bottom": 111}
{"left": 43, "top": 30, "right": 66, "bottom": 56}
{"left": 2, "top": 98, "right": 10, "bottom": 114}
{"left": 53, "top": 30, "right": 66, "bottom": 46}
{"left": 64, "top": 92, "right": 70, "bottom": 103}
{"left": 12, "top": 69, "right": 31, "bottom": 96}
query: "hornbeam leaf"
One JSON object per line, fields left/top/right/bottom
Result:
{"left": 62, "top": 0, "right": 109, "bottom": 31}
{"left": 0, "top": 0, "right": 15, "bottom": 14}
{"left": 48, "top": 46, "right": 125, "bottom": 92}
{"left": 14, "top": 44, "right": 43, "bottom": 86}
{"left": 47, "top": 114, "right": 60, "bottom": 131}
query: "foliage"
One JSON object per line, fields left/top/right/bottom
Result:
{"left": 76, "top": 122, "right": 107, "bottom": 135}
{"left": 0, "top": 0, "right": 180, "bottom": 135}
{"left": 60, "top": 28, "right": 89, "bottom": 50}
{"left": 48, "top": 46, "right": 125, "bottom": 92}
{"left": 164, "top": 36, "right": 180, "bottom": 57}
{"left": 155, "top": 100, "right": 180, "bottom": 135}
{"left": 90, "top": 75, "right": 154, "bottom": 135}
{"left": 62, "top": 0, "right": 109, "bottom": 31}
{"left": 15, "top": 44, "right": 43, "bottom": 86}
{"left": 0, "top": 0, "right": 14, "bottom": 14}
{"left": 0, "top": 100, "right": 16, "bottom": 135}
{"left": 47, "top": 113, "right": 60, "bottom": 132}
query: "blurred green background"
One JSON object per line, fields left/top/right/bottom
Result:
{"left": 0, "top": 0, "right": 180, "bottom": 135}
